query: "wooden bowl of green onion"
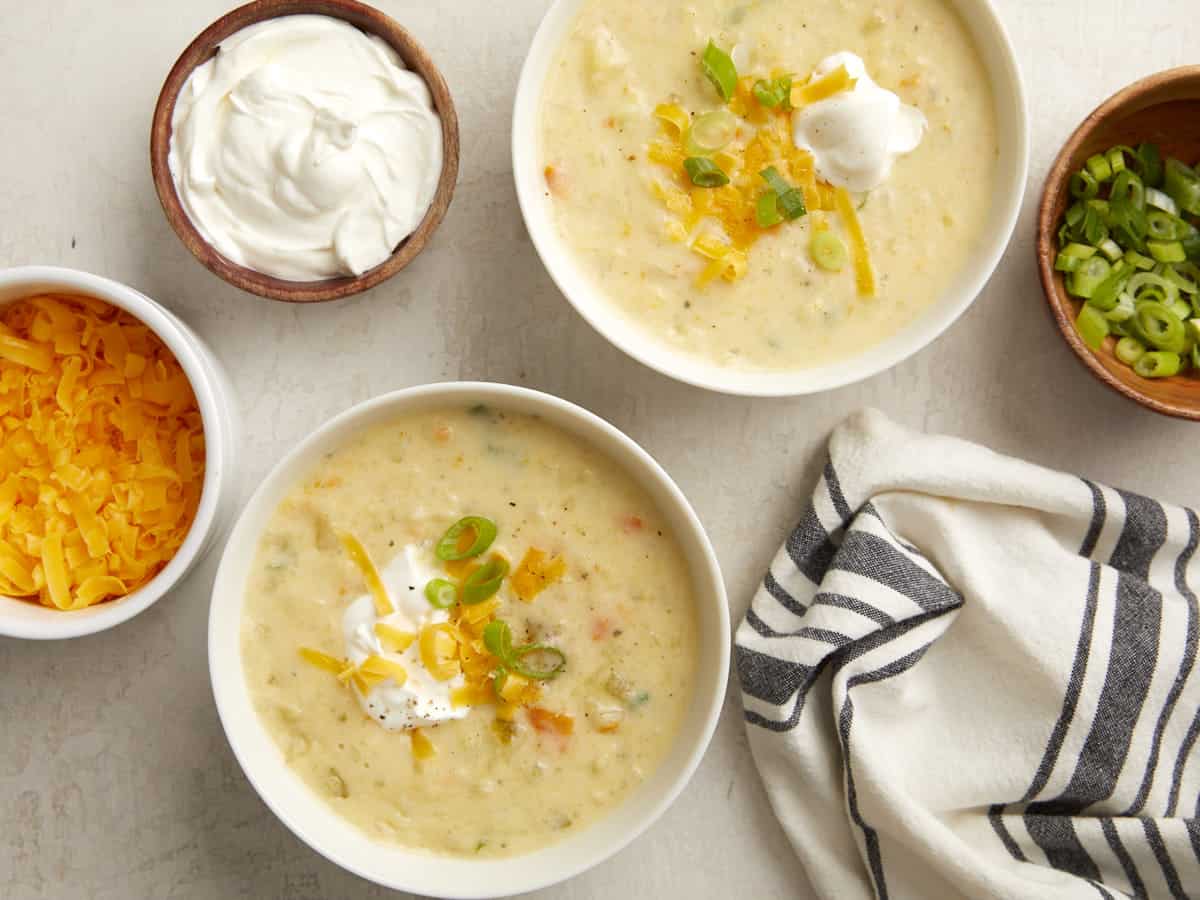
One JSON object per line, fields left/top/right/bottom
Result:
{"left": 1038, "top": 66, "right": 1200, "bottom": 420}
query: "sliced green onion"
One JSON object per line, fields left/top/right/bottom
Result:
{"left": 752, "top": 76, "right": 791, "bottom": 108}
{"left": 1136, "top": 143, "right": 1163, "bottom": 188}
{"left": 1164, "top": 158, "right": 1200, "bottom": 216}
{"left": 1165, "top": 263, "right": 1200, "bottom": 295}
{"left": 1082, "top": 206, "right": 1109, "bottom": 245}
{"left": 483, "top": 619, "right": 567, "bottom": 681}
{"left": 1107, "top": 147, "right": 1127, "bottom": 176}
{"left": 461, "top": 556, "right": 510, "bottom": 605}
{"left": 1111, "top": 170, "right": 1146, "bottom": 211}
{"left": 1115, "top": 336, "right": 1146, "bottom": 364}
{"left": 1146, "top": 187, "right": 1180, "bottom": 216}
{"left": 1129, "top": 271, "right": 1179, "bottom": 306}
{"left": 759, "top": 166, "right": 806, "bottom": 219}
{"left": 1086, "top": 154, "right": 1113, "bottom": 183}
{"left": 435, "top": 516, "right": 497, "bottom": 561}
{"left": 700, "top": 40, "right": 738, "bottom": 102}
{"left": 1192, "top": 344, "right": 1200, "bottom": 371}
{"left": 1068, "top": 255, "right": 1111, "bottom": 299}
{"left": 1075, "top": 303, "right": 1109, "bottom": 350}
{"left": 1146, "top": 210, "right": 1182, "bottom": 242}
{"left": 1071, "top": 170, "right": 1100, "bottom": 200}
{"left": 510, "top": 645, "right": 567, "bottom": 680}
{"left": 1097, "top": 238, "right": 1123, "bottom": 262}
{"left": 1148, "top": 240, "right": 1187, "bottom": 264}
{"left": 684, "top": 156, "right": 730, "bottom": 188}
{"left": 1056, "top": 252, "right": 1084, "bottom": 273}
{"left": 685, "top": 109, "right": 737, "bottom": 156}
{"left": 1125, "top": 249, "right": 1156, "bottom": 270}
{"left": 1088, "top": 264, "right": 1132, "bottom": 311}
{"left": 1135, "top": 301, "right": 1186, "bottom": 352}
{"left": 482, "top": 619, "right": 513, "bottom": 661}
{"left": 424, "top": 578, "right": 458, "bottom": 609}
{"left": 1061, "top": 242, "right": 1098, "bottom": 261}
{"left": 811, "top": 231, "right": 848, "bottom": 272}
{"left": 1134, "top": 351, "right": 1181, "bottom": 378}
{"left": 1170, "top": 297, "right": 1193, "bottom": 321}
{"left": 755, "top": 191, "right": 783, "bottom": 228}
{"left": 1105, "top": 292, "right": 1136, "bottom": 322}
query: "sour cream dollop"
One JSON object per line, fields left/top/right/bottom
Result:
{"left": 168, "top": 15, "right": 443, "bottom": 281}
{"left": 341, "top": 544, "right": 468, "bottom": 731}
{"left": 791, "top": 52, "right": 926, "bottom": 193}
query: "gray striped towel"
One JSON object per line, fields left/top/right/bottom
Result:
{"left": 736, "top": 410, "right": 1200, "bottom": 900}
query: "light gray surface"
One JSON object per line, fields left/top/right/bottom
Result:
{"left": 0, "top": 1, "right": 1194, "bottom": 898}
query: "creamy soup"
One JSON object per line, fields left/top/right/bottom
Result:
{"left": 241, "top": 406, "right": 698, "bottom": 857}
{"left": 539, "top": 0, "right": 998, "bottom": 371}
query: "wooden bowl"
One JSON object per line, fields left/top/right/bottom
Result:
{"left": 1038, "top": 66, "right": 1200, "bottom": 420}
{"left": 150, "top": 0, "right": 459, "bottom": 303}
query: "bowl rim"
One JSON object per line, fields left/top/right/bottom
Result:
{"left": 0, "top": 265, "right": 231, "bottom": 640}
{"left": 511, "top": 0, "right": 1030, "bottom": 396}
{"left": 1036, "top": 65, "right": 1200, "bottom": 421}
{"left": 149, "top": 0, "right": 460, "bottom": 304}
{"left": 208, "top": 380, "right": 731, "bottom": 897}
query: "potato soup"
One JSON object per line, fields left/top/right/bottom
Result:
{"left": 539, "top": 0, "right": 999, "bottom": 371}
{"left": 241, "top": 405, "right": 698, "bottom": 857}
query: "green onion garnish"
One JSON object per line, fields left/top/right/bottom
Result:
{"left": 700, "top": 40, "right": 738, "bottom": 102}
{"left": 685, "top": 109, "right": 737, "bottom": 156}
{"left": 684, "top": 156, "right": 730, "bottom": 188}
{"left": 1135, "top": 301, "right": 1186, "bottom": 352}
{"left": 1164, "top": 158, "right": 1200, "bottom": 216}
{"left": 511, "top": 645, "right": 567, "bottom": 680}
{"left": 461, "top": 555, "right": 509, "bottom": 605}
{"left": 755, "top": 191, "right": 783, "bottom": 228}
{"left": 435, "top": 516, "right": 497, "bottom": 561}
{"left": 1115, "top": 336, "right": 1146, "bottom": 365}
{"left": 1134, "top": 351, "right": 1181, "bottom": 378}
{"left": 1075, "top": 304, "right": 1109, "bottom": 350}
{"left": 811, "top": 231, "right": 848, "bottom": 272}
{"left": 752, "top": 76, "right": 792, "bottom": 109}
{"left": 483, "top": 619, "right": 513, "bottom": 660}
{"left": 483, "top": 619, "right": 567, "bottom": 681}
{"left": 759, "top": 167, "right": 806, "bottom": 220}
{"left": 424, "top": 578, "right": 458, "bottom": 609}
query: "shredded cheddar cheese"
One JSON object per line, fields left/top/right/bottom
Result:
{"left": 0, "top": 294, "right": 204, "bottom": 609}
{"left": 337, "top": 531, "right": 392, "bottom": 616}
{"left": 511, "top": 548, "right": 567, "bottom": 602}
{"left": 790, "top": 64, "right": 857, "bottom": 107}
{"left": 410, "top": 728, "right": 436, "bottom": 760}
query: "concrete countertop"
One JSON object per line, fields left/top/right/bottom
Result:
{"left": 0, "top": 1, "right": 1195, "bottom": 897}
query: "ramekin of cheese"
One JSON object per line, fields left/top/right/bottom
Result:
{"left": 0, "top": 267, "right": 240, "bottom": 640}
{"left": 513, "top": 0, "right": 1029, "bottom": 395}
{"left": 150, "top": 0, "right": 459, "bottom": 303}
{"left": 209, "top": 382, "right": 729, "bottom": 897}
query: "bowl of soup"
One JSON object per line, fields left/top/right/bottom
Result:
{"left": 513, "top": 0, "right": 1028, "bottom": 395}
{"left": 208, "top": 382, "right": 729, "bottom": 896}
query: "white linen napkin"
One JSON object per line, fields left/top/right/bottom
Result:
{"left": 736, "top": 410, "right": 1200, "bottom": 900}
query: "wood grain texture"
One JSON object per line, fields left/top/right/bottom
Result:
{"left": 149, "top": 0, "right": 460, "bottom": 303}
{"left": 1037, "top": 66, "right": 1200, "bottom": 421}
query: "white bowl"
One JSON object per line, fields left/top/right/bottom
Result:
{"left": 0, "top": 266, "right": 241, "bottom": 639}
{"left": 208, "top": 382, "right": 730, "bottom": 898}
{"left": 512, "top": 0, "right": 1029, "bottom": 396}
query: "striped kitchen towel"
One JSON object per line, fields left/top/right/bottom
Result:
{"left": 736, "top": 409, "right": 1200, "bottom": 900}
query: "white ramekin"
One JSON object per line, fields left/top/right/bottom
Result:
{"left": 209, "top": 382, "right": 729, "bottom": 898}
{"left": 512, "top": 0, "right": 1030, "bottom": 396}
{"left": 0, "top": 266, "right": 241, "bottom": 639}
